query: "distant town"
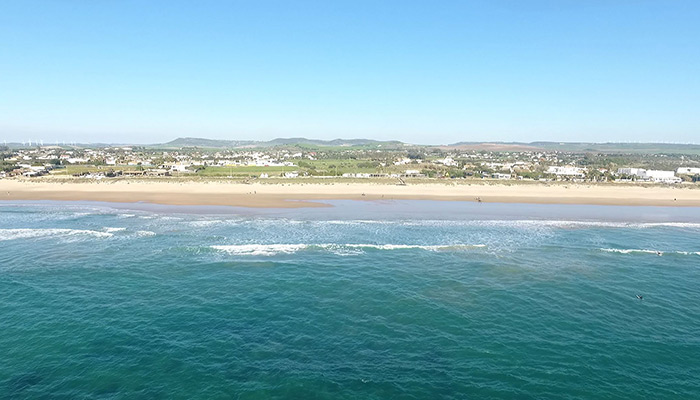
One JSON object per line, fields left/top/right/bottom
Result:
{"left": 2, "top": 138, "right": 700, "bottom": 184}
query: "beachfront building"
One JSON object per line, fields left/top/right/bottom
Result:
{"left": 342, "top": 173, "right": 372, "bottom": 178}
{"left": 677, "top": 167, "right": 700, "bottom": 175}
{"left": 546, "top": 166, "right": 586, "bottom": 177}
{"left": 644, "top": 170, "right": 679, "bottom": 183}
{"left": 616, "top": 168, "right": 681, "bottom": 183}
{"left": 167, "top": 163, "right": 192, "bottom": 172}
{"left": 617, "top": 168, "right": 644, "bottom": 176}
{"left": 491, "top": 173, "right": 511, "bottom": 179}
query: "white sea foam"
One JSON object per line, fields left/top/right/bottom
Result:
{"left": 212, "top": 244, "right": 309, "bottom": 256}
{"left": 342, "top": 243, "right": 486, "bottom": 251}
{"left": 135, "top": 230, "right": 156, "bottom": 237}
{"left": 600, "top": 248, "right": 660, "bottom": 255}
{"left": 600, "top": 248, "right": 700, "bottom": 256}
{"left": 636, "top": 222, "right": 700, "bottom": 229}
{"left": 211, "top": 243, "right": 486, "bottom": 256}
{"left": 0, "top": 228, "right": 113, "bottom": 241}
{"left": 229, "top": 219, "right": 700, "bottom": 230}
{"left": 188, "top": 220, "right": 226, "bottom": 227}
{"left": 324, "top": 220, "right": 392, "bottom": 225}
{"left": 103, "top": 227, "right": 127, "bottom": 233}
{"left": 461, "top": 220, "right": 700, "bottom": 229}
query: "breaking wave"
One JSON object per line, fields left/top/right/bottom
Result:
{"left": 103, "top": 227, "right": 127, "bottom": 233}
{"left": 184, "top": 218, "right": 700, "bottom": 230}
{"left": 600, "top": 248, "right": 700, "bottom": 256}
{"left": 211, "top": 243, "right": 486, "bottom": 256}
{"left": 0, "top": 228, "right": 114, "bottom": 241}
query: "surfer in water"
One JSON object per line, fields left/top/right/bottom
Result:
{"left": 656, "top": 251, "right": 662, "bottom": 256}
{"left": 636, "top": 294, "right": 643, "bottom": 300}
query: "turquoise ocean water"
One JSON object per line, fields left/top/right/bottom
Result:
{"left": 2, "top": 200, "right": 700, "bottom": 399}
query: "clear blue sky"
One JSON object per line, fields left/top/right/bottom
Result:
{"left": 1, "top": 0, "right": 698, "bottom": 144}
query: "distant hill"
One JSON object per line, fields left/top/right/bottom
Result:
{"left": 156, "top": 137, "right": 404, "bottom": 149}
{"left": 265, "top": 137, "right": 403, "bottom": 147}
{"left": 5, "top": 137, "right": 696, "bottom": 155}
{"left": 527, "top": 142, "right": 700, "bottom": 154}
{"left": 442, "top": 142, "right": 540, "bottom": 151}
{"left": 158, "top": 137, "right": 256, "bottom": 148}
{"left": 446, "top": 141, "right": 700, "bottom": 154}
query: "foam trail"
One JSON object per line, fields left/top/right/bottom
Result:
{"left": 342, "top": 244, "right": 486, "bottom": 251}
{"left": 211, "top": 243, "right": 486, "bottom": 256}
{"left": 0, "top": 228, "right": 113, "bottom": 241}
{"left": 600, "top": 248, "right": 700, "bottom": 256}
{"left": 202, "top": 219, "right": 700, "bottom": 230}
{"left": 212, "top": 244, "right": 308, "bottom": 256}
{"left": 103, "top": 227, "right": 127, "bottom": 233}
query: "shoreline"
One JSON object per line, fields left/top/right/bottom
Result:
{"left": 2, "top": 179, "right": 700, "bottom": 208}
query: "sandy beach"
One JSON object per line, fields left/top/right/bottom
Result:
{"left": 1, "top": 179, "right": 699, "bottom": 208}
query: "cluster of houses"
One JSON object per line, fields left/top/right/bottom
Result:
{"left": 340, "top": 170, "right": 425, "bottom": 179}
{"left": 616, "top": 167, "right": 700, "bottom": 183}
{"left": 2, "top": 145, "right": 700, "bottom": 184}
{"left": 0, "top": 164, "right": 57, "bottom": 178}
{"left": 1, "top": 146, "right": 302, "bottom": 176}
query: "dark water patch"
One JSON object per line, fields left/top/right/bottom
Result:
{"left": 3, "top": 372, "right": 43, "bottom": 396}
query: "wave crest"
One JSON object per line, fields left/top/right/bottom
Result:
{"left": 211, "top": 243, "right": 485, "bottom": 256}
{"left": 600, "top": 248, "right": 700, "bottom": 256}
{"left": 0, "top": 228, "right": 113, "bottom": 241}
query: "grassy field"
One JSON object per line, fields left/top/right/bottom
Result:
{"left": 195, "top": 165, "right": 298, "bottom": 177}
{"left": 46, "top": 161, "right": 432, "bottom": 178}
{"left": 50, "top": 165, "right": 144, "bottom": 175}
{"left": 198, "top": 160, "right": 390, "bottom": 176}
{"left": 300, "top": 159, "right": 382, "bottom": 175}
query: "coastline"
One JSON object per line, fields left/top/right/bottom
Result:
{"left": 2, "top": 179, "right": 700, "bottom": 208}
{"left": 0, "top": 180, "right": 700, "bottom": 208}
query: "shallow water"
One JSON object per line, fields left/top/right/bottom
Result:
{"left": 2, "top": 200, "right": 700, "bottom": 399}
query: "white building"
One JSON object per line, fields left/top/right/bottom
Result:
{"left": 617, "top": 168, "right": 680, "bottom": 183}
{"left": 547, "top": 166, "right": 586, "bottom": 177}
{"left": 435, "top": 157, "right": 458, "bottom": 167}
{"left": 492, "top": 173, "right": 511, "bottom": 180}
{"left": 168, "top": 163, "right": 191, "bottom": 172}
{"left": 617, "top": 168, "right": 644, "bottom": 176}
{"left": 65, "top": 157, "right": 90, "bottom": 164}
{"left": 677, "top": 167, "right": 700, "bottom": 175}
{"left": 644, "top": 170, "right": 680, "bottom": 183}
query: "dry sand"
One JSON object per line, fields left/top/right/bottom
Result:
{"left": 1, "top": 179, "right": 699, "bottom": 208}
